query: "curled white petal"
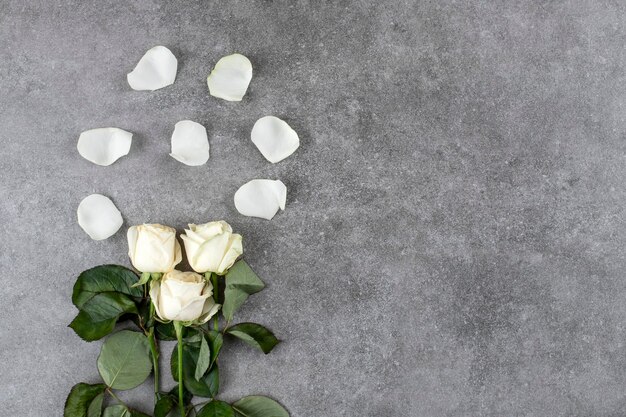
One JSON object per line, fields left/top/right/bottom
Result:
{"left": 169, "top": 120, "right": 209, "bottom": 166}
{"left": 251, "top": 116, "right": 299, "bottom": 163}
{"left": 234, "top": 179, "right": 287, "bottom": 220}
{"left": 207, "top": 53, "right": 252, "bottom": 101}
{"left": 127, "top": 46, "right": 177, "bottom": 91}
{"left": 77, "top": 128, "right": 132, "bottom": 166}
{"left": 77, "top": 194, "right": 123, "bottom": 240}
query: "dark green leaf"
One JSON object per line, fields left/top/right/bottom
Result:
{"left": 156, "top": 321, "right": 193, "bottom": 341}
{"left": 102, "top": 405, "right": 130, "bottom": 417}
{"left": 87, "top": 393, "right": 104, "bottom": 417}
{"left": 155, "top": 384, "right": 193, "bottom": 417}
{"left": 195, "top": 335, "right": 210, "bottom": 381}
{"left": 226, "top": 323, "right": 279, "bottom": 354}
{"left": 171, "top": 342, "right": 219, "bottom": 398}
{"left": 102, "top": 407, "right": 148, "bottom": 417}
{"left": 232, "top": 396, "right": 289, "bottom": 417}
{"left": 203, "top": 365, "right": 220, "bottom": 398}
{"left": 168, "top": 385, "right": 193, "bottom": 404}
{"left": 72, "top": 265, "right": 143, "bottom": 308}
{"left": 154, "top": 395, "right": 175, "bottom": 417}
{"left": 170, "top": 344, "right": 185, "bottom": 382}
{"left": 69, "top": 293, "right": 138, "bottom": 341}
{"left": 97, "top": 330, "right": 152, "bottom": 390}
{"left": 185, "top": 330, "right": 204, "bottom": 344}
{"left": 133, "top": 299, "right": 152, "bottom": 329}
{"left": 155, "top": 321, "right": 178, "bottom": 341}
{"left": 64, "top": 383, "right": 106, "bottom": 417}
{"left": 206, "top": 330, "right": 223, "bottom": 367}
{"left": 197, "top": 401, "right": 235, "bottom": 417}
{"left": 223, "top": 260, "right": 265, "bottom": 322}
{"left": 130, "top": 410, "right": 151, "bottom": 417}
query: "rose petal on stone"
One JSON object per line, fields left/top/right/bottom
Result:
{"left": 127, "top": 46, "right": 177, "bottom": 91}
{"left": 77, "top": 194, "right": 123, "bottom": 240}
{"left": 234, "top": 179, "right": 287, "bottom": 220}
{"left": 251, "top": 116, "right": 300, "bottom": 163}
{"left": 77, "top": 128, "right": 133, "bottom": 166}
{"left": 207, "top": 53, "right": 252, "bottom": 101}
{"left": 170, "top": 120, "right": 210, "bottom": 166}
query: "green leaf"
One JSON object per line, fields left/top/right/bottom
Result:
{"left": 169, "top": 384, "right": 194, "bottom": 404}
{"left": 87, "top": 393, "right": 104, "bottom": 417}
{"left": 203, "top": 365, "right": 220, "bottom": 398}
{"left": 131, "top": 272, "right": 151, "bottom": 288}
{"left": 154, "top": 396, "right": 175, "bottom": 417}
{"left": 226, "top": 323, "right": 280, "bottom": 354}
{"left": 103, "top": 405, "right": 130, "bottom": 417}
{"left": 102, "top": 406, "right": 149, "bottom": 417}
{"left": 64, "top": 383, "right": 106, "bottom": 417}
{"left": 155, "top": 321, "right": 178, "bottom": 341}
{"left": 69, "top": 292, "right": 138, "bottom": 341}
{"left": 223, "top": 260, "right": 265, "bottom": 322}
{"left": 134, "top": 299, "right": 152, "bottom": 329}
{"left": 155, "top": 384, "right": 193, "bottom": 417}
{"left": 97, "top": 330, "right": 152, "bottom": 390}
{"left": 130, "top": 410, "right": 151, "bottom": 417}
{"left": 232, "top": 396, "right": 289, "bottom": 417}
{"left": 171, "top": 342, "right": 219, "bottom": 398}
{"left": 72, "top": 265, "right": 143, "bottom": 308}
{"left": 195, "top": 335, "right": 211, "bottom": 381}
{"left": 197, "top": 401, "right": 235, "bottom": 417}
{"left": 185, "top": 330, "right": 204, "bottom": 344}
{"left": 206, "top": 330, "right": 223, "bottom": 368}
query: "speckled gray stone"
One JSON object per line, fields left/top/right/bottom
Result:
{"left": 1, "top": 1, "right": 626, "bottom": 416}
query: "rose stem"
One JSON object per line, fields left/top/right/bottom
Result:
{"left": 174, "top": 321, "right": 185, "bottom": 417}
{"left": 211, "top": 273, "right": 219, "bottom": 331}
{"left": 147, "top": 300, "right": 160, "bottom": 402}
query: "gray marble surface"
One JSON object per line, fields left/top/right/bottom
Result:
{"left": 1, "top": 1, "right": 626, "bottom": 416}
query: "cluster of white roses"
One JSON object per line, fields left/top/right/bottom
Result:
{"left": 127, "top": 221, "right": 242, "bottom": 323}
{"left": 66, "top": 45, "right": 291, "bottom": 417}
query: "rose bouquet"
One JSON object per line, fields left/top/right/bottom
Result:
{"left": 64, "top": 221, "right": 288, "bottom": 417}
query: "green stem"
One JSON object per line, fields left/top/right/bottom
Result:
{"left": 174, "top": 321, "right": 185, "bottom": 417}
{"left": 106, "top": 388, "right": 127, "bottom": 407}
{"left": 147, "top": 302, "right": 160, "bottom": 402}
{"left": 211, "top": 273, "right": 219, "bottom": 331}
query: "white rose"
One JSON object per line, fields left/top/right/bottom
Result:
{"left": 181, "top": 221, "right": 243, "bottom": 275}
{"left": 127, "top": 224, "right": 182, "bottom": 273}
{"left": 150, "top": 270, "right": 220, "bottom": 323}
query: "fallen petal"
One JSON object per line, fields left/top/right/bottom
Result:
{"left": 207, "top": 53, "right": 252, "bottom": 101}
{"left": 77, "top": 128, "right": 133, "bottom": 166}
{"left": 251, "top": 116, "right": 299, "bottom": 163}
{"left": 234, "top": 179, "right": 287, "bottom": 220}
{"left": 127, "top": 46, "right": 177, "bottom": 91}
{"left": 170, "top": 120, "right": 210, "bottom": 166}
{"left": 77, "top": 194, "right": 123, "bottom": 240}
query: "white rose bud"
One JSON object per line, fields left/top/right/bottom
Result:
{"left": 127, "top": 224, "right": 182, "bottom": 273}
{"left": 181, "top": 221, "right": 243, "bottom": 275}
{"left": 150, "top": 270, "right": 220, "bottom": 323}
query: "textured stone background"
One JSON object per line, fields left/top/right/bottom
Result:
{"left": 1, "top": 1, "right": 626, "bottom": 416}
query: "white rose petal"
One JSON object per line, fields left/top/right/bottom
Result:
{"left": 77, "top": 194, "right": 123, "bottom": 240}
{"left": 251, "top": 116, "right": 300, "bottom": 163}
{"left": 234, "top": 179, "right": 287, "bottom": 220}
{"left": 169, "top": 120, "right": 210, "bottom": 166}
{"left": 77, "top": 128, "right": 132, "bottom": 166}
{"left": 127, "top": 46, "right": 177, "bottom": 91}
{"left": 207, "top": 53, "right": 252, "bottom": 101}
